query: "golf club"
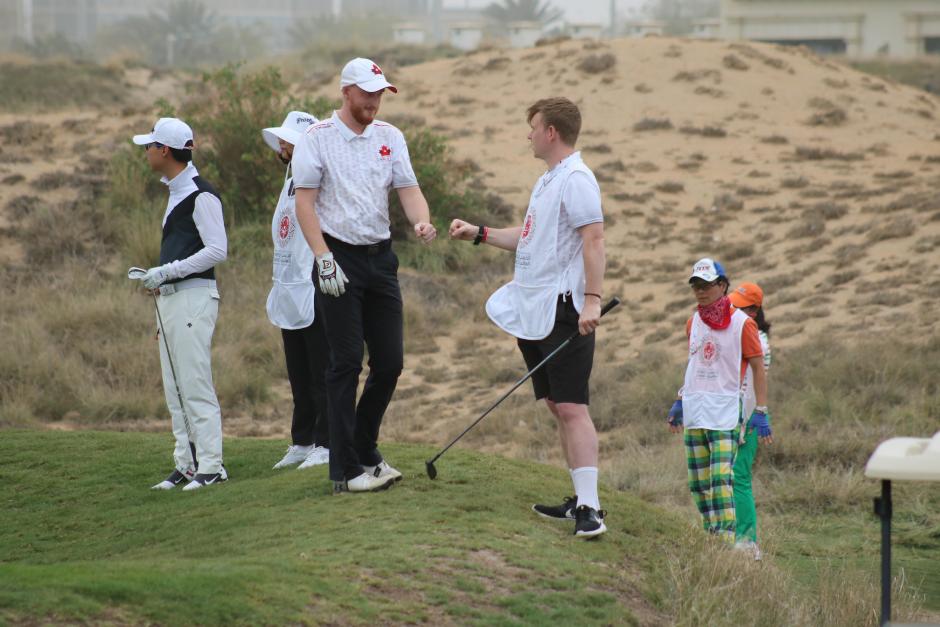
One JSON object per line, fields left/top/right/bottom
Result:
{"left": 128, "top": 266, "right": 198, "bottom": 469}
{"left": 425, "top": 297, "right": 621, "bottom": 480}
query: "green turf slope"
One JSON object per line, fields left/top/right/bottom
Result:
{"left": 0, "top": 431, "right": 680, "bottom": 626}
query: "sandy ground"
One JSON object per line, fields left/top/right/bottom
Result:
{"left": 2, "top": 37, "right": 940, "bottom": 441}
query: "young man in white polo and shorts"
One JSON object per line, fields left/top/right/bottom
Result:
{"left": 450, "top": 97, "right": 608, "bottom": 538}
{"left": 292, "top": 58, "right": 437, "bottom": 494}
{"left": 261, "top": 111, "right": 333, "bottom": 471}
{"left": 131, "top": 118, "right": 228, "bottom": 491}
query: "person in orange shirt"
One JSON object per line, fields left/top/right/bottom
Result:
{"left": 729, "top": 282, "right": 774, "bottom": 559}
{"left": 666, "top": 259, "right": 769, "bottom": 541}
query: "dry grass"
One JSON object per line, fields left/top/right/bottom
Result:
{"left": 633, "top": 118, "right": 673, "bottom": 132}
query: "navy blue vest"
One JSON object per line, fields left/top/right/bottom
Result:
{"left": 159, "top": 176, "right": 223, "bottom": 284}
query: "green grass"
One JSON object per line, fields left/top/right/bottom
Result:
{"left": 0, "top": 430, "right": 683, "bottom": 625}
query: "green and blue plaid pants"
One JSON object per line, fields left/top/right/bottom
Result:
{"left": 685, "top": 427, "right": 739, "bottom": 541}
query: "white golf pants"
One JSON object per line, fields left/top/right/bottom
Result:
{"left": 156, "top": 286, "right": 223, "bottom": 475}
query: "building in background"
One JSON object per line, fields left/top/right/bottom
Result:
{"left": 720, "top": 0, "right": 940, "bottom": 58}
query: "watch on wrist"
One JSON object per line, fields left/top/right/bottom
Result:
{"left": 755, "top": 405, "right": 768, "bottom": 413}
{"left": 472, "top": 224, "right": 485, "bottom": 246}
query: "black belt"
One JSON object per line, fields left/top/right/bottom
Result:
{"left": 324, "top": 233, "right": 391, "bottom": 256}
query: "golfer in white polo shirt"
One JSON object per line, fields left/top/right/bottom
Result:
{"left": 293, "top": 58, "right": 437, "bottom": 494}
{"left": 131, "top": 117, "right": 228, "bottom": 491}
{"left": 261, "top": 111, "right": 332, "bottom": 471}
{"left": 449, "top": 98, "right": 608, "bottom": 537}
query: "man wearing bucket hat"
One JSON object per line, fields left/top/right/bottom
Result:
{"left": 728, "top": 281, "right": 774, "bottom": 559}
{"left": 262, "top": 111, "right": 332, "bottom": 471}
{"left": 131, "top": 117, "right": 228, "bottom": 491}
{"left": 666, "top": 259, "right": 767, "bottom": 540}
{"left": 292, "top": 58, "right": 437, "bottom": 494}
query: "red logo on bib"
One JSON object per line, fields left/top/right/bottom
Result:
{"left": 379, "top": 145, "right": 391, "bottom": 157}
{"left": 521, "top": 214, "right": 534, "bottom": 240}
{"left": 702, "top": 340, "right": 718, "bottom": 363}
{"left": 279, "top": 215, "right": 290, "bottom": 240}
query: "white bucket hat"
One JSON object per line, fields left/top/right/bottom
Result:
{"left": 133, "top": 117, "right": 194, "bottom": 150}
{"left": 340, "top": 58, "right": 398, "bottom": 94}
{"left": 261, "top": 111, "right": 318, "bottom": 153}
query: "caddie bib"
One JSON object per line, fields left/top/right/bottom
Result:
{"left": 486, "top": 153, "right": 594, "bottom": 340}
{"left": 266, "top": 168, "right": 316, "bottom": 330}
{"left": 683, "top": 308, "right": 749, "bottom": 430}
{"left": 741, "top": 329, "right": 770, "bottom": 420}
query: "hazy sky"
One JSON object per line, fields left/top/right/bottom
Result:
{"left": 442, "top": 0, "right": 648, "bottom": 26}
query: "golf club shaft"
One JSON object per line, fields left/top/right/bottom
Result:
{"left": 151, "top": 291, "right": 198, "bottom": 465}
{"left": 428, "top": 297, "right": 621, "bottom": 466}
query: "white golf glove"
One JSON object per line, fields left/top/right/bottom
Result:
{"left": 140, "top": 263, "right": 177, "bottom": 290}
{"left": 316, "top": 252, "right": 348, "bottom": 297}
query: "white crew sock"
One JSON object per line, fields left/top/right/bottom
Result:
{"left": 571, "top": 467, "right": 600, "bottom": 510}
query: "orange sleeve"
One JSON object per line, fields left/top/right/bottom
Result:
{"left": 686, "top": 316, "right": 693, "bottom": 340}
{"left": 741, "top": 318, "right": 762, "bottom": 359}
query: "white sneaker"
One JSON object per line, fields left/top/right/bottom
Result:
{"left": 363, "top": 460, "right": 402, "bottom": 482}
{"left": 151, "top": 467, "right": 194, "bottom": 490}
{"left": 297, "top": 446, "right": 329, "bottom": 469}
{"left": 334, "top": 472, "right": 394, "bottom": 494}
{"left": 734, "top": 540, "right": 762, "bottom": 561}
{"left": 273, "top": 444, "right": 314, "bottom": 469}
{"left": 182, "top": 470, "right": 227, "bottom": 491}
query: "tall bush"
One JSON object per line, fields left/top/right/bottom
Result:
{"left": 167, "top": 64, "right": 337, "bottom": 227}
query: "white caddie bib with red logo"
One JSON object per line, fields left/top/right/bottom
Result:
{"left": 486, "top": 153, "right": 594, "bottom": 340}
{"left": 266, "top": 168, "right": 316, "bottom": 330}
{"left": 741, "top": 329, "right": 770, "bottom": 420}
{"left": 682, "top": 309, "right": 748, "bottom": 430}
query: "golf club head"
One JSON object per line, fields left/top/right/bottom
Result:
{"left": 425, "top": 460, "right": 437, "bottom": 480}
{"left": 127, "top": 266, "right": 147, "bottom": 280}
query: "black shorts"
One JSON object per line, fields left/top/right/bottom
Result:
{"left": 516, "top": 295, "right": 595, "bottom": 405}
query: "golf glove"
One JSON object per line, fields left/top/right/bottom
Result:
{"left": 667, "top": 399, "right": 683, "bottom": 428}
{"left": 749, "top": 409, "right": 773, "bottom": 439}
{"left": 316, "top": 252, "right": 348, "bottom": 297}
{"left": 141, "top": 263, "right": 176, "bottom": 289}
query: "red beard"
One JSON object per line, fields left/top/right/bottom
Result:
{"left": 698, "top": 296, "right": 732, "bottom": 330}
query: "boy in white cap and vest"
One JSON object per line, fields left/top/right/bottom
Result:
{"left": 293, "top": 58, "right": 437, "bottom": 494}
{"left": 262, "top": 111, "right": 332, "bottom": 471}
{"left": 666, "top": 259, "right": 768, "bottom": 540}
{"left": 131, "top": 117, "right": 228, "bottom": 491}
{"left": 449, "top": 97, "right": 608, "bottom": 538}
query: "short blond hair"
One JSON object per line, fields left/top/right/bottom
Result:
{"left": 526, "top": 97, "right": 581, "bottom": 146}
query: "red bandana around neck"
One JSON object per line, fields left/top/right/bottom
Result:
{"left": 698, "top": 295, "right": 732, "bottom": 330}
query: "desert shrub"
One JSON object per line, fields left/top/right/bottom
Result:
{"left": 162, "top": 64, "right": 337, "bottom": 227}
{"left": 634, "top": 118, "right": 673, "bottom": 132}
{"left": 0, "top": 60, "right": 126, "bottom": 112}
{"left": 578, "top": 53, "right": 616, "bottom": 74}
{"left": 866, "top": 217, "right": 916, "bottom": 242}
{"left": 794, "top": 146, "right": 864, "bottom": 162}
{"left": 387, "top": 125, "right": 513, "bottom": 272}
{"left": 679, "top": 125, "right": 727, "bottom": 138}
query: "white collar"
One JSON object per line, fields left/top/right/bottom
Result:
{"left": 546, "top": 151, "right": 581, "bottom": 175}
{"left": 332, "top": 111, "right": 374, "bottom": 142}
{"left": 162, "top": 162, "right": 198, "bottom": 189}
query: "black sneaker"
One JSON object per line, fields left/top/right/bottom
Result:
{"left": 574, "top": 505, "right": 607, "bottom": 538}
{"left": 151, "top": 468, "right": 194, "bottom": 490}
{"left": 182, "top": 471, "right": 227, "bottom": 491}
{"left": 532, "top": 495, "right": 578, "bottom": 521}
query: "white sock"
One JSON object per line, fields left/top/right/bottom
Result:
{"left": 571, "top": 467, "right": 600, "bottom": 510}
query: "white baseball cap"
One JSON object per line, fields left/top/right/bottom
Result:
{"left": 261, "top": 111, "right": 318, "bottom": 153}
{"left": 340, "top": 57, "right": 398, "bottom": 94}
{"left": 133, "top": 117, "right": 194, "bottom": 150}
{"left": 689, "top": 258, "right": 728, "bottom": 283}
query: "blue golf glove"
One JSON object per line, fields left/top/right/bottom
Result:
{"left": 667, "top": 399, "right": 683, "bottom": 428}
{"left": 749, "top": 409, "right": 772, "bottom": 439}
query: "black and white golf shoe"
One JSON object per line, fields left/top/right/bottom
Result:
{"left": 574, "top": 505, "right": 607, "bottom": 538}
{"left": 182, "top": 466, "right": 228, "bottom": 492}
{"left": 532, "top": 495, "right": 578, "bottom": 521}
{"left": 151, "top": 468, "right": 195, "bottom": 490}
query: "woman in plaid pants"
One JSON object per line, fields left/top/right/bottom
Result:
{"left": 666, "top": 259, "right": 769, "bottom": 541}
